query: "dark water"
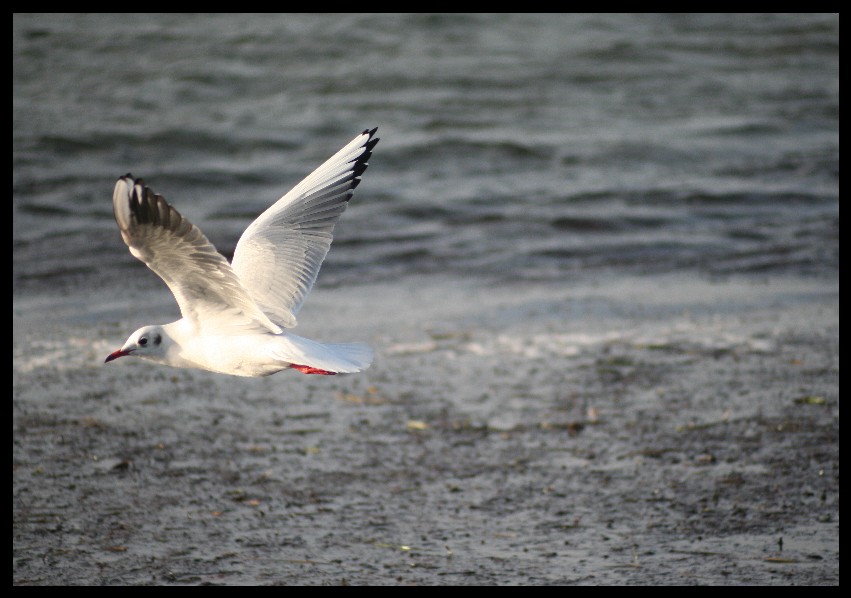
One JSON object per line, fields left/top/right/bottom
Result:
{"left": 13, "top": 13, "right": 838, "bottom": 301}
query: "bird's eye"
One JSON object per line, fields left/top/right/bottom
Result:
{"left": 139, "top": 337, "right": 148, "bottom": 346}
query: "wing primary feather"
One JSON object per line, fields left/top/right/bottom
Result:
{"left": 231, "top": 128, "right": 379, "bottom": 329}
{"left": 113, "top": 174, "right": 283, "bottom": 335}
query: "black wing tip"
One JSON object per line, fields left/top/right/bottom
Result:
{"left": 351, "top": 160, "right": 369, "bottom": 179}
{"left": 115, "top": 173, "right": 182, "bottom": 231}
{"left": 119, "top": 172, "right": 143, "bottom": 187}
{"left": 362, "top": 127, "right": 380, "bottom": 152}
{"left": 347, "top": 127, "right": 379, "bottom": 183}
{"left": 340, "top": 130, "right": 379, "bottom": 202}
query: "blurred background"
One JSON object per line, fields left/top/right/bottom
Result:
{"left": 13, "top": 14, "right": 838, "bottom": 314}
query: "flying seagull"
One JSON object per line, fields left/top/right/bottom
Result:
{"left": 105, "top": 128, "right": 379, "bottom": 377}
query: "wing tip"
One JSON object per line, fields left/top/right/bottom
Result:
{"left": 361, "top": 127, "right": 380, "bottom": 155}
{"left": 324, "top": 128, "right": 378, "bottom": 204}
{"left": 113, "top": 173, "right": 186, "bottom": 234}
{"left": 350, "top": 127, "right": 379, "bottom": 181}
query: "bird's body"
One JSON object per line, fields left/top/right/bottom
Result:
{"left": 122, "top": 321, "right": 372, "bottom": 377}
{"left": 105, "top": 128, "right": 379, "bottom": 377}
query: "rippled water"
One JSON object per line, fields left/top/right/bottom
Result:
{"left": 13, "top": 13, "right": 838, "bottom": 300}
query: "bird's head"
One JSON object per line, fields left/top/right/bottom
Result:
{"left": 105, "top": 325, "right": 169, "bottom": 363}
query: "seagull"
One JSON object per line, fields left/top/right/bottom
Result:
{"left": 105, "top": 128, "right": 379, "bottom": 377}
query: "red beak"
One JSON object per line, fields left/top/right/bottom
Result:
{"left": 105, "top": 348, "right": 131, "bottom": 363}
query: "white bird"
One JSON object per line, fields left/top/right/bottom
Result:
{"left": 105, "top": 128, "right": 379, "bottom": 377}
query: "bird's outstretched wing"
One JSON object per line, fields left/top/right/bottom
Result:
{"left": 231, "top": 128, "right": 379, "bottom": 329}
{"left": 112, "top": 175, "right": 283, "bottom": 335}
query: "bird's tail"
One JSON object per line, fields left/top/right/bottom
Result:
{"left": 276, "top": 333, "right": 373, "bottom": 375}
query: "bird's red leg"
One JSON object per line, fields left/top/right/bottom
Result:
{"left": 290, "top": 364, "right": 337, "bottom": 375}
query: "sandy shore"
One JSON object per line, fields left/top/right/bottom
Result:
{"left": 13, "top": 274, "right": 839, "bottom": 584}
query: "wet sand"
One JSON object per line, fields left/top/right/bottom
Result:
{"left": 13, "top": 274, "right": 839, "bottom": 584}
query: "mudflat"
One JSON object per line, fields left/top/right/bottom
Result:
{"left": 13, "top": 275, "right": 838, "bottom": 584}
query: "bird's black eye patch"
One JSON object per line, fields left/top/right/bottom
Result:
{"left": 154, "top": 334, "right": 162, "bottom": 346}
{"left": 138, "top": 337, "right": 148, "bottom": 346}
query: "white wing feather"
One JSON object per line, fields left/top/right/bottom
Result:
{"left": 231, "top": 128, "right": 379, "bottom": 329}
{"left": 112, "top": 176, "right": 283, "bottom": 335}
